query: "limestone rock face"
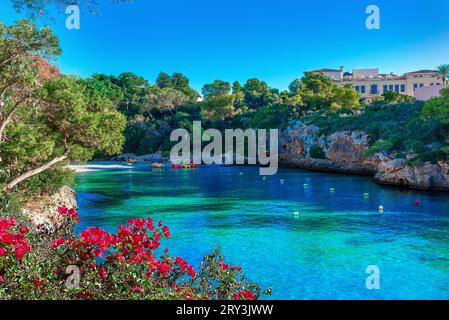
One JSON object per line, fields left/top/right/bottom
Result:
{"left": 280, "top": 122, "right": 449, "bottom": 191}
{"left": 374, "top": 159, "right": 449, "bottom": 190}
{"left": 22, "top": 186, "right": 77, "bottom": 229}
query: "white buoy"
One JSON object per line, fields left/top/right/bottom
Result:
{"left": 378, "top": 205, "right": 384, "bottom": 214}
{"left": 280, "top": 179, "right": 285, "bottom": 184}
{"left": 303, "top": 183, "right": 308, "bottom": 188}
{"left": 262, "top": 176, "right": 267, "bottom": 181}
{"left": 363, "top": 193, "right": 369, "bottom": 198}
{"left": 239, "top": 172, "right": 244, "bottom": 176}
{"left": 329, "top": 187, "right": 335, "bottom": 193}
{"left": 293, "top": 211, "right": 300, "bottom": 216}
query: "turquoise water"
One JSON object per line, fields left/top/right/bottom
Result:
{"left": 74, "top": 162, "right": 449, "bottom": 299}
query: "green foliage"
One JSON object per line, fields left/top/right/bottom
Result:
{"left": 251, "top": 104, "right": 293, "bottom": 130}
{"left": 201, "top": 94, "right": 235, "bottom": 121}
{"left": 381, "top": 91, "right": 415, "bottom": 104}
{"left": 309, "top": 145, "right": 326, "bottom": 159}
{"left": 364, "top": 139, "right": 395, "bottom": 156}
{"left": 156, "top": 71, "right": 172, "bottom": 88}
{"left": 38, "top": 76, "right": 127, "bottom": 160}
{"left": 202, "top": 80, "right": 231, "bottom": 98}
{"left": 420, "top": 90, "right": 449, "bottom": 159}
{"left": 23, "top": 166, "right": 74, "bottom": 197}
{"left": 10, "top": 0, "right": 130, "bottom": 19}
{"left": 242, "top": 78, "right": 280, "bottom": 110}
{"left": 288, "top": 73, "right": 361, "bottom": 113}
{"left": 0, "top": 20, "right": 126, "bottom": 202}
{"left": 422, "top": 91, "right": 449, "bottom": 122}
{"left": 436, "top": 64, "right": 449, "bottom": 85}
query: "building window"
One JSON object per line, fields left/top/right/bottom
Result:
{"left": 430, "top": 83, "right": 435, "bottom": 86}
{"left": 395, "top": 85, "right": 400, "bottom": 92}
{"left": 389, "top": 85, "right": 394, "bottom": 91}
{"left": 413, "top": 83, "right": 418, "bottom": 91}
{"left": 420, "top": 83, "right": 424, "bottom": 88}
{"left": 355, "top": 85, "right": 360, "bottom": 92}
{"left": 361, "top": 85, "right": 365, "bottom": 93}
{"left": 383, "top": 85, "right": 388, "bottom": 92}
{"left": 401, "top": 84, "right": 405, "bottom": 92}
{"left": 370, "top": 84, "right": 378, "bottom": 94}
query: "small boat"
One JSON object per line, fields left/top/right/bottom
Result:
{"left": 171, "top": 164, "right": 183, "bottom": 169}
{"left": 151, "top": 163, "right": 164, "bottom": 169}
{"left": 190, "top": 163, "right": 199, "bottom": 168}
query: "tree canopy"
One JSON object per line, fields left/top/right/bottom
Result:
{"left": 0, "top": 20, "right": 126, "bottom": 197}
{"left": 10, "top": 0, "right": 131, "bottom": 19}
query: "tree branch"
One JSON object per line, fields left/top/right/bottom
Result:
{"left": 0, "top": 96, "right": 28, "bottom": 141}
{"left": 3, "top": 148, "right": 70, "bottom": 192}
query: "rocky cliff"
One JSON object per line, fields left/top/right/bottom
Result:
{"left": 279, "top": 121, "right": 449, "bottom": 191}
{"left": 22, "top": 186, "right": 77, "bottom": 230}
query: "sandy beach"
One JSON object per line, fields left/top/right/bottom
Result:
{"left": 68, "top": 162, "right": 136, "bottom": 173}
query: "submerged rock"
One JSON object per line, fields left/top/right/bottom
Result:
{"left": 280, "top": 122, "right": 449, "bottom": 191}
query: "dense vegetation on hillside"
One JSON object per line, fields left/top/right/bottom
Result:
{"left": 310, "top": 88, "right": 449, "bottom": 165}
{"left": 93, "top": 71, "right": 362, "bottom": 157}
{"left": 93, "top": 68, "right": 449, "bottom": 168}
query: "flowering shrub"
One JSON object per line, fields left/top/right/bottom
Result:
{"left": 0, "top": 208, "right": 269, "bottom": 300}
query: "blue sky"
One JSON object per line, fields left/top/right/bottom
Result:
{"left": 1, "top": 0, "right": 449, "bottom": 91}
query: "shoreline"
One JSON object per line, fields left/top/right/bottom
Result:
{"left": 68, "top": 162, "right": 135, "bottom": 173}
{"left": 70, "top": 160, "right": 449, "bottom": 192}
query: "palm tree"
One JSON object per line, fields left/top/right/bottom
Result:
{"left": 436, "top": 64, "right": 449, "bottom": 85}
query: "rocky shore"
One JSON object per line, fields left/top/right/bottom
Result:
{"left": 280, "top": 121, "right": 449, "bottom": 191}
{"left": 22, "top": 186, "right": 77, "bottom": 230}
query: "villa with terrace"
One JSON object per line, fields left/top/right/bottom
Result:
{"left": 305, "top": 67, "right": 445, "bottom": 101}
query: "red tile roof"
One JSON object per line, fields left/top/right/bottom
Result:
{"left": 406, "top": 70, "right": 436, "bottom": 74}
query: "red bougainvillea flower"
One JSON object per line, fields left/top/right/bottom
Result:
{"left": 98, "top": 267, "right": 108, "bottom": 279}
{"left": 219, "top": 262, "right": 229, "bottom": 270}
{"left": 14, "top": 244, "right": 30, "bottom": 259}
{"left": 1, "top": 218, "right": 30, "bottom": 260}
{"left": 57, "top": 207, "right": 69, "bottom": 215}
{"left": 129, "top": 285, "right": 142, "bottom": 295}
{"left": 57, "top": 207, "right": 80, "bottom": 223}
{"left": 162, "top": 226, "right": 170, "bottom": 238}
{"left": 52, "top": 238, "right": 65, "bottom": 248}
{"left": 146, "top": 218, "right": 155, "bottom": 230}
{"left": 233, "top": 290, "right": 257, "bottom": 300}
{"left": 2, "top": 208, "right": 258, "bottom": 300}
{"left": 175, "top": 256, "right": 196, "bottom": 277}
{"left": 0, "top": 217, "right": 15, "bottom": 229}
{"left": 33, "top": 278, "right": 45, "bottom": 288}
{"left": 20, "top": 226, "right": 29, "bottom": 235}
{"left": 157, "top": 262, "right": 171, "bottom": 277}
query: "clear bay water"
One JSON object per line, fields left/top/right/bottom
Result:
{"left": 74, "top": 162, "right": 449, "bottom": 299}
